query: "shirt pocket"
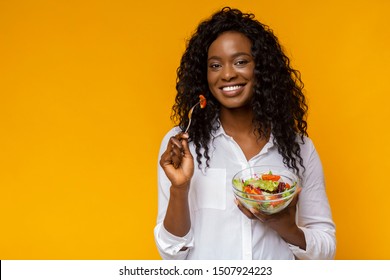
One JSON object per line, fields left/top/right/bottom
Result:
{"left": 191, "top": 168, "right": 226, "bottom": 211}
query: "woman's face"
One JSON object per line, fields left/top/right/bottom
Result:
{"left": 207, "top": 31, "right": 255, "bottom": 110}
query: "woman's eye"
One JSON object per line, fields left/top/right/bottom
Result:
{"left": 209, "top": 63, "right": 221, "bottom": 69}
{"left": 235, "top": 60, "right": 248, "bottom": 66}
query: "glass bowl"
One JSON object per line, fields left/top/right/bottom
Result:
{"left": 232, "top": 165, "right": 299, "bottom": 215}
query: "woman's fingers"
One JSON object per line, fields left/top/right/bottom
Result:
{"left": 235, "top": 199, "right": 256, "bottom": 219}
{"left": 287, "top": 186, "right": 302, "bottom": 208}
{"left": 235, "top": 188, "right": 303, "bottom": 225}
{"left": 234, "top": 199, "right": 274, "bottom": 223}
{"left": 160, "top": 132, "right": 194, "bottom": 175}
{"left": 159, "top": 132, "right": 194, "bottom": 188}
{"left": 178, "top": 133, "right": 193, "bottom": 164}
{"left": 160, "top": 134, "right": 184, "bottom": 168}
{"left": 249, "top": 208, "right": 269, "bottom": 223}
{"left": 171, "top": 144, "right": 183, "bottom": 169}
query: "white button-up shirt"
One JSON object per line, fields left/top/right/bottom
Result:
{"left": 154, "top": 125, "right": 336, "bottom": 260}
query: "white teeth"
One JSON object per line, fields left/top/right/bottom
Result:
{"left": 222, "top": 85, "right": 242, "bottom": 91}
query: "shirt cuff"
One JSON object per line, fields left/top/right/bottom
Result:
{"left": 288, "top": 226, "right": 335, "bottom": 260}
{"left": 154, "top": 223, "right": 194, "bottom": 259}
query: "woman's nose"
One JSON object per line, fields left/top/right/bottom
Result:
{"left": 221, "top": 65, "right": 237, "bottom": 81}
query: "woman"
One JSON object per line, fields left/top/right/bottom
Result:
{"left": 154, "top": 7, "right": 336, "bottom": 260}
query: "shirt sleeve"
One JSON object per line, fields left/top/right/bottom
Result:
{"left": 153, "top": 127, "right": 195, "bottom": 260}
{"left": 154, "top": 223, "right": 194, "bottom": 260}
{"left": 289, "top": 137, "right": 336, "bottom": 259}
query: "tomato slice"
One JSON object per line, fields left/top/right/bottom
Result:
{"left": 244, "top": 186, "right": 262, "bottom": 199}
{"left": 261, "top": 174, "right": 281, "bottom": 181}
{"left": 199, "top": 95, "right": 207, "bottom": 109}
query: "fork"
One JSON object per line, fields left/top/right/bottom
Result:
{"left": 183, "top": 102, "right": 199, "bottom": 133}
{"left": 183, "top": 95, "right": 206, "bottom": 133}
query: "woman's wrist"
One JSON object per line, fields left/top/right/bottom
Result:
{"left": 281, "top": 226, "right": 307, "bottom": 250}
{"left": 171, "top": 181, "right": 190, "bottom": 188}
{"left": 170, "top": 185, "right": 190, "bottom": 197}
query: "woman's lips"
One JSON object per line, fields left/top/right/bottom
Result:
{"left": 222, "top": 85, "right": 243, "bottom": 91}
{"left": 220, "top": 84, "right": 245, "bottom": 96}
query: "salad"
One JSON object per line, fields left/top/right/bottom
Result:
{"left": 233, "top": 171, "right": 297, "bottom": 214}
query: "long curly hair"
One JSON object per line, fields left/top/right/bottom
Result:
{"left": 171, "top": 7, "right": 308, "bottom": 175}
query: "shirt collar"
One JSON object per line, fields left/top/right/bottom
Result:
{"left": 210, "top": 119, "right": 225, "bottom": 138}
{"left": 210, "top": 118, "right": 275, "bottom": 151}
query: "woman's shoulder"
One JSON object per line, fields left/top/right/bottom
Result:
{"left": 297, "top": 134, "right": 314, "bottom": 149}
{"left": 296, "top": 134, "right": 322, "bottom": 163}
{"left": 162, "top": 126, "right": 181, "bottom": 140}
{"left": 159, "top": 126, "right": 181, "bottom": 148}
{"left": 157, "top": 127, "right": 181, "bottom": 157}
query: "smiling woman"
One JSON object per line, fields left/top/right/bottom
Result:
{"left": 207, "top": 31, "right": 256, "bottom": 109}
{"left": 1, "top": 0, "right": 389, "bottom": 261}
{"left": 155, "top": 7, "right": 335, "bottom": 260}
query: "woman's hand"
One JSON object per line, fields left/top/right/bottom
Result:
{"left": 159, "top": 132, "right": 194, "bottom": 189}
{"left": 235, "top": 188, "right": 306, "bottom": 249}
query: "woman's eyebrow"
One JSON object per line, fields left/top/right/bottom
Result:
{"left": 207, "top": 52, "right": 252, "bottom": 61}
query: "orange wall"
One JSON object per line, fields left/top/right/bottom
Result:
{"left": 1, "top": 0, "right": 389, "bottom": 259}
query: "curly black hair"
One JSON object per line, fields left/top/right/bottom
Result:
{"left": 171, "top": 7, "right": 308, "bottom": 175}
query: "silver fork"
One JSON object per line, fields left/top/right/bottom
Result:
{"left": 184, "top": 101, "right": 200, "bottom": 133}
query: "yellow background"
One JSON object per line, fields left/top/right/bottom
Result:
{"left": 1, "top": 0, "right": 389, "bottom": 260}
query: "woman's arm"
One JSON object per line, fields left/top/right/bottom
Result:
{"left": 154, "top": 130, "right": 195, "bottom": 259}
{"left": 159, "top": 132, "right": 194, "bottom": 236}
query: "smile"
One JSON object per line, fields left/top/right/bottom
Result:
{"left": 221, "top": 84, "right": 244, "bottom": 92}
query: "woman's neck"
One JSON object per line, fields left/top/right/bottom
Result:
{"left": 219, "top": 107, "right": 269, "bottom": 160}
{"left": 219, "top": 107, "right": 256, "bottom": 137}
